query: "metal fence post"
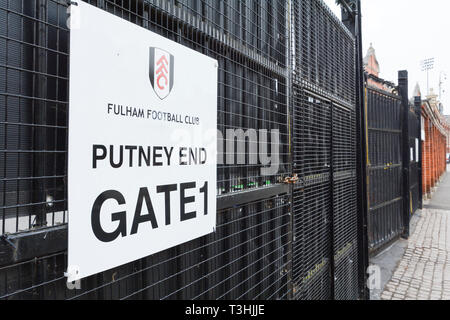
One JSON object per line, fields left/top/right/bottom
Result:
{"left": 414, "top": 96, "right": 423, "bottom": 210}
{"left": 355, "top": 0, "right": 369, "bottom": 300}
{"left": 33, "top": 0, "right": 48, "bottom": 228}
{"left": 286, "top": 0, "right": 294, "bottom": 300}
{"left": 399, "top": 70, "right": 410, "bottom": 238}
{"left": 341, "top": 0, "right": 369, "bottom": 300}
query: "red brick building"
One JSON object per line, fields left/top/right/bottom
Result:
{"left": 421, "top": 89, "right": 449, "bottom": 197}
{"left": 363, "top": 44, "right": 396, "bottom": 92}
{"left": 445, "top": 115, "right": 450, "bottom": 154}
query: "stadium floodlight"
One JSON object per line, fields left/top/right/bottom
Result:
{"left": 421, "top": 58, "right": 435, "bottom": 71}
{"left": 421, "top": 58, "right": 435, "bottom": 95}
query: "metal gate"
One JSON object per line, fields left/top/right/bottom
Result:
{"left": 366, "top": 87, "right": 404, "bottom": 251}
{"left": 291, "top": 0, "right": 360, "bottom": 300}
{"left": 366, "top": 72, "right": 422, "bottom": 253}
{"left": 0, "top": 0, "right": 365, "bottom": 300}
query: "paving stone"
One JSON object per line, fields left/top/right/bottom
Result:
{"left": 374, "top": 208, "right": 450, "bottom": 301}
{"left": 381, "top": 292, "right": 393, "bottom": 300}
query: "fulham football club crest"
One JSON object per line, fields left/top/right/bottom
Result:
{"left": 149, "top": 47, "right": 174, "bottom": 100}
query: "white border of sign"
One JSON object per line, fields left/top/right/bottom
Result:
{"left": 67, "top": 1, "right": 217, "bottom": 282}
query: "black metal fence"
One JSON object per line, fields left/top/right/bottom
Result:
{"left": 366, "top": 73, "right": 422, "bottom": 253}
{"left": 291, "top": 0, "right": 360, "bottom": 300}
{"left": 366, "top": 86, "right": 403, "bottom": 251}
{"left": 1, "top": 196, "right": 291, "bottom": 299}
{"left": 409, "top": 104, "right": 421, "bottom": 216}
{"left": 0, "top": 0, "right": 365, "bottom": 300}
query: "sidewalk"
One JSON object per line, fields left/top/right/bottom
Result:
{"left": 378, "top": 165, "right": 450, "bottom": 300}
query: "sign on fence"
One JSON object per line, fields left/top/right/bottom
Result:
{"left": 67, "top": 1, "right": 218, "bottom": 282}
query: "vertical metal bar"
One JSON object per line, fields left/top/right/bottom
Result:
{"left": 329, "top": 102, "right": 335, "bottom": 299}
{"left": 33, "top": 0, "right": 48, "bottom": 228}
{"left": 1, "top": 0, "right": 9, "bottom": 235}
{"left": 355, "top": 0, "right": 369, "bottom": 300}
{"left": 399, "top": 70, "right": 410, "bottom": 238}
{"left": 286, "top": 0, "right": 294, "bottom": 301}
{"left": 357, "top": 0, "right": 369, "bottom": 300}
{"left": 341, "top": 0, "right": 369, "bottom": 300}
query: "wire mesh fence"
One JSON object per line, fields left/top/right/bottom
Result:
{"left": 292, "top": 87, "right": 333, "bottom": 300}
{"left": 366, "top": 87, "right": 404, "bottom": 252}
{"left": 332, "top": 104, "right": 358, "bottom": 300}
{"left": 292, "top": 0, "right": 355, "bottom": 105}
{"left": 0, "top": 195, "right": 291, "bottom": 299}
{"left": 291, "top": 0, "right": 359, "bottom": 300}
{"left": 366, "top": 82, "right": 421, "bottom": 253}
{"left": 0, "top": 0, "right": 69, "bottom": 235}
{"left": 0, "top": 0, "right": 291, "bottom": 235}
{"left": 1, "top": 0, "right": 364, "bottom": 300}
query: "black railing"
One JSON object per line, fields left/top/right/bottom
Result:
{"left": 1, "top": 0, "right": 366, "bottom": 300}
{"left": 366, "top": 72, "right": 422, "bottom": 254}
{"left": 291, "top": 0, "right": 360, "bottom": 300}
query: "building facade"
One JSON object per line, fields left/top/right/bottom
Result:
{"left": 363, "top": 44, "right": 396, "bottom": 92}
{"left": 445, "top": 115, "right": 450, "bottom": 154}
{"left": 421, "top": 89, "right": 449, "bottom": 196}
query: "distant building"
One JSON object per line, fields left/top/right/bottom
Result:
{"left": 413, "top": 83, "right": 421, "bottom": 100}
{"left": 363, "top": 44, "right": 396, "bottom": 92}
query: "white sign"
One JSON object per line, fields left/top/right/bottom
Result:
{"left": 67, "top": 1, "right": 217, "bottom": 282}
{"left": 415, "top": 139, "right": 419, "bottom": 162}
{"left": 421, "top": 116, "right": 425, "bottom": 141}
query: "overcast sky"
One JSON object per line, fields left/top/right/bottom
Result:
{"left": 323, "top": 0, "right": 450, "bottom": 115}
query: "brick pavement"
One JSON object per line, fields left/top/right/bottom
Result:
{"left": 380, "top": 208, "right": 450, "bottom": 300}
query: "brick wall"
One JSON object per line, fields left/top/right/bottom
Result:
{"left": 445, "top": 118, "right": 450, "bottom": 154}
{"left": 422, "top": 102, "right": 449, "bottom": 196}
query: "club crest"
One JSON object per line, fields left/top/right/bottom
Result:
{"left": 149, "top": 47, "right": 174, "bottom": 100}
